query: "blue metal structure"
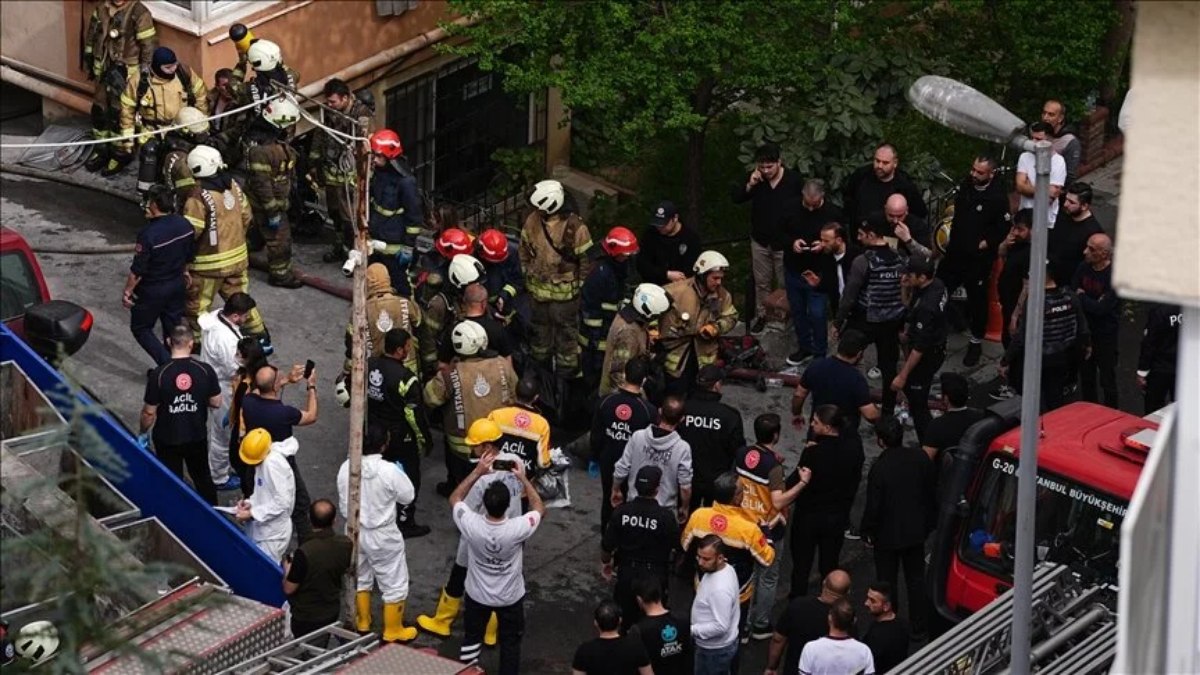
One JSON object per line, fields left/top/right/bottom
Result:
{"left": 0, "top": 323, "right": 285, "bottom": 607}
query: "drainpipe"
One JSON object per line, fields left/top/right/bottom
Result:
{"left": 0, "top": 65, "right": 92, "bottom": 115}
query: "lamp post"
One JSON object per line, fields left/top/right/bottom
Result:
{"left": 907, "top": 75, "right": 1051, "bottom": 675}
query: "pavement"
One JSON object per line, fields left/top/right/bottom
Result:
{"left": 0, "top": 115, "right": 1147, "bottom": 671}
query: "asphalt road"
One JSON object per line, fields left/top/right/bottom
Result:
{"left": 0, "top": 163, "right": 1150, "bottom": 672}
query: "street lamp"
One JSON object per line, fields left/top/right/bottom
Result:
{"left": 907, "top": 75, "right": 1052, "bottom": 675}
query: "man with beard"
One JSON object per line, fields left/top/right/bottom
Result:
{"left": 1042, "top": 99, "right": 1082, "bottom": 184}
{"left": 783, "top": 179, "right": 844, "bottom": 364}
{"left": 1016, "top": 123, "right": 1067, "bottom": 230}
{"left": 991, "top": 210, "right": 1033, "bottom": 401}
{"left": 1048, "top": 182, "right": 1104, "bottom": 288}
{"left": 842, "top": 143, "right": 927, "bottom": 240}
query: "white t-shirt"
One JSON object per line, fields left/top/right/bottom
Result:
{"left": 453, "top": 501, "right": 541, "bottom": 607}
{"left": 1016, "top": 151, "right": 1067, "bottom": 227}
{"left": 798, "top": 636, "right": 876, "bottom": 675}
{"left": 455, "top": 457, "right": 525, "bottom": 566}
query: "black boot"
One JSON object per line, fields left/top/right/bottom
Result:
{"left": 268, "top": 274, "right": 305, "bottom": 289}
{"left": 100, "top": 151, "right": 133, "bottom": 177}
{"left": 84, "top": 146, "right": 109, "bottom": 173}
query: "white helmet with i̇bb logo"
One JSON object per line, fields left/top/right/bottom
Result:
{"left": 246, "top": 39, "right": 282, "bottom": 72}
{"left": 693, "top": 250, "right": 730, "bottom": 275}
{"left": 631, "top": 283, "right": 671, "bottom": 320}
{"left": 186, "top": 145, "right": 224, "bottom": 178}
{"left": 529, "top": 179, "right": 565, "bottom": 215}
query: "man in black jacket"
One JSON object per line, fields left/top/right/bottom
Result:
{"left": 677, "top": 365, "right": 745, "bottom": 511}
{"left": 637, "top": 200, "right": 702, "bottom": 286}
{"left": 1137, "top": 304, "right": 1182, "bottom": 413}
{"left": 815, "top": 223, "right": 860, "bottom": 317}
{"left": 937, "top": 155, "right": 1013, "bottom": 366}
{"left": 592, "top": 357, "right": 659, "bottom": 534}
{"left": 783, "top": 179, "right": 845, "bottom": 365}
{"left": 894, "top": 257, "right": 948, "bottom": 442}
{"left": 842, "top": 143, "right": 927, "bottom": 240}
{"left": 860, "top": 416, "right": 935, "bottom": 638}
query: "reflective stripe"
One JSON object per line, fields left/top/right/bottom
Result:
{"left": 174, "top": 176, "right": 195, "bottom": 189}
{"left": 192, "top": 243, "right": 248, "bottom": 272}
{"left": 502, "top": 284, "right": 517, "bottom": 297}
{"left": 135, "top": 27, "right": 156, "bottom": 40}
{"left": 600, "top": 302, "right": 620, "bottom": 312}
{"left": 577, "top": 333, "right": 606, "bottom": 350}
{"left": 185, "top": 215, "right": 206, "bottom": 232}
{"left": 247, "top": 163, "right": 274, "bottom": 172}
{"left": 405, "top": 225, "right": 422, "bottom": 235}
{"left": 372, "top": 201, "right": 404, "bottom": 217}
{"left": 582, "top": 318, "right": 604, "bottom": 328}
{"left": 526, "top": 278, "right": 579, "bottom": 302}
{"left": 574, "top": 240, "right": 593, "bottom": 255}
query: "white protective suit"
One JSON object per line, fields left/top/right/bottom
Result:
{"left": 247, "top": 438, "right": 297, "bottom": 564}
{"left": 454, "top": 453, "right": 525, "bottom": 567}
{"left": 198, "top": 309, "right": 242, "bottom": 484}
{"left": 337, "top": 454, "right": 416, "bottom": 603}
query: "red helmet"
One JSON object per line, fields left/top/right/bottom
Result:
{"left": 369, "top": 129, "right": 403, "bottom": 159}
{"left": 435, "top": 227, "right": 474, "bottom": 259}
{"left": 601, "top": 226, "right": 639, "bottom": 256}
{"left": 477, "top": 229, "right": 510, "bottom": 263}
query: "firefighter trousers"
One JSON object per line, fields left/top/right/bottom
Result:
{"left": 186, "top": 270, "right": 267, "bottom": 338}
{"left": 90, "top": 64, "right": 132, "bottom": 146}
{"left": 325, "top": 184, "right": 355, "bottom": 252}
{"left": 530, "top": 297, "right": 580, "bottom": 374}
{"left": 255, "top": 213, "right": 295, "bottom": 282}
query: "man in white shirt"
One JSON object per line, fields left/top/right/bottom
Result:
{"left": 449, "top": 445, "right": 546, "bottom": 675}
{"left": 690, "top": 535, "right": 741, "bottom": 674}
{"left": 1016, "top": 122, "right": 1068, "bottom": 227}
{"left": 198, "top": 292, "right": 256, "bottom": 491}
{"left": 798, "top": 598, "right": 876, "bottom": 675}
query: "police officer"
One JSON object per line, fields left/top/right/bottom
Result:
{"left": 580, "top": 226, "right": 639, "bottom": 390}
{"left": 659, "top": 251, "right": 739, "bottom": 396}
{"left": 1137, "top": 303, "right": 1182, "bottom": 412}
{"left": 366, "top": 328, "right": 431, "bottom": 538}
{"left": 423, "top": 320, "right": 519, "bottom": 494}
{"left": 117, "top": 47, "right": 208, "bottom": 183}
{"left": 488, "top": 376, "right": 552, "bottom": 476}
{"left": 230, "top": 39, "right": 300, "bottom": 109}
{"left": 123, "top": 185, "right": 193, "bottom": 365}
{"left": 893, "top": 257, "right": 948, "bottom": 441}
{"left": 341, "top": 264, "right": 423, "bottom": 388}
{"left": 600, "top": 283, "right": 672, "bottom": 397}
{"left": 420, "top": 252, "right": 482, "bottom": 376}
{"left": 83, "top": 0, "right": 156, "bottom": 174}
{"left": 181, "top": 145, "right": 272, "bottom": 350}
{"left": 242, "top": 97, "right": 302, "bottom": 288}
{"left": 677, "top": 365, "right": 746, "bottom": 511}
{"left": 477, "top": 228, "right": 528, "bottom": 342}
{"left": 521, "top": 179, "right": 594, "bottom": 376}
{"left": 592, "top": 356, "right": 659, "bottom": 535}
{"left": 310, "top": 78, "right": 373, "bottom": 262}
{"left": 602, "top": 466, "right": 680, "bottom": 629}
{"left": 367, "top": 129, "right": 424, "bottom": 294}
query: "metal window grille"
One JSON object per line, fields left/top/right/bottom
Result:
{"left": 375, "top": 0, "right": 419, "bottom": 17}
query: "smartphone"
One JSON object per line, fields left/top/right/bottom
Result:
{"left": 493, "top": 459, "right": 516, "bottom": 472}
{"left": 303, "top": 359, "right": 315, "bottom": 379}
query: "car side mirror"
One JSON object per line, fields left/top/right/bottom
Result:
{"left": 23, "top": 300, "right": 93, "bottom": 360}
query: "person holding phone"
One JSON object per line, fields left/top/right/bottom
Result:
{"left": 783, "top": 179, "right": 845, "bottom": 366}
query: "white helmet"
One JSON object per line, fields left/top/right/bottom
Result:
{"left": 450, "top": 320, "right": 489, "bottom": 356}
{"left": 334, "top": 373, "right": 350, "bottom": 408}
{"left": 529, "top": 179, "right": 564, "bottom": 215}
{"left": 694, "top": 250, "right": 730, "bottom": 275}
{"left": 246, "top": 39, "right": 282, "bottom": 72}
{"left": 174, "top": 106, "right": 208, "bottom": 135}
{"left": 15, "top": 621, "right": 58, "bottom": 666}
{"left": 186, "top": 145, "right": 224, "bottom": 178}
{"left": 263, "top": 97, "right": 300, "bottom": 129}
{"left": 631, "top": 283, "right": 671, "bottom": 320}
{"left": 447, "top": 254, "right": 484, "bottom": 289}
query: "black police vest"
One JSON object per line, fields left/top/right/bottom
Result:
{"left": 859, "top": 248, "right": 905, "bottom": 323}
{"left": 1042, "top": 288, "right": 1079, "bottom": 356}
{"left": 366, "top": 356, "right": 414, "bottom": 428}
{"left": 613, "top": 499, "right": 675, "bottom": 566}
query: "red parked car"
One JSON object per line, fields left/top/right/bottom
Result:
{"left": 1, "top": 226, "right": 92, "bottom": 357}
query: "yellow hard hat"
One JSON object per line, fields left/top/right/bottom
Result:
{"left": 465, "top": 418, "right": 502, "bottom": 446}
{"left": 239, "top": 428, "right": 272, "bottom": 465}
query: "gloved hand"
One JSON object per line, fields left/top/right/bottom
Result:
{"left": 266, "top": 214, "right": 283, "bottom": 230}
{"left": 699, "top": 323, "right": 719, "bottom": 339}
{"left": 393, "top": 460, "right": 407, "bottom": 475}
{"left": 395, "top": 246, "right": 413, "bottom": 267}
{"left": 136, "top": 433, "right": 151, "bottom": 450}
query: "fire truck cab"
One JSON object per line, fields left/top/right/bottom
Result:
{"left": 929, "top": 398, "right": 1162, "bottom": 622}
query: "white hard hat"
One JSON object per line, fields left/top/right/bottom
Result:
{"left": 334, "top": 374, "right": 350, "bottom": 408}
{"left": 15, "top": 621, "right": 58, "bottom": 666}
{"left": 694, "top": 250, "right": 730, "bottom": 275}
{"left": 447, "top": 254, "right": 484, "bottom": 289}
{"left": 186, "top": 145, "right": 224, "bottom": 178}
{"left": 246, "top": 39, "right": 282, "bottom": 72}
{"left": 631, "top": 283, "right": 671, "bottom": 320}
{"left": 451, "top": 320, "right": 489, "bottom": 356}
{"left": 529, "top": 179, "right": 564, "bottom": 215}
{"left": 262, "top": 97, "right": 300, "bottom": 129}
{"left": 174, "top": 106, "right": 208, "bottom": 135}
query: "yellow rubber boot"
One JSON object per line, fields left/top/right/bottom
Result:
{"left": 483, "top": 612, "right": 498, "bottom": 647}
{"left": 416, "top": 588, "right": 461, "bottom": 637}
{"left": 355, "top": 591, "right": 372, "bottom": 633}
{"left": 383, "top": 601, "right": 418, "bottom": 643}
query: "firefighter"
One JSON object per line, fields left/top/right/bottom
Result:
{"left": 340, "top": 263, "right": 423, "bottom": 387}
{"left": 310, "top": 78, "right": 373, "bottom": 262}
{"left": 83, "top": 0, "right": 157, "bottom": 174}
{"left": 599, "top": 283, "right": 671, "bottom": 397}
{"left": 364, "top": 328, "right": 430, "bottom": 538}
{"left": 477, "top": 228, "right": 528, "bottom": 339}
{"left": 337, "top": 425, "right": 419, "bottom": 642}
{"left": 117, "top": 47, "right": 208, "bottom": 186}
{"left": 241, "top": 97, "right": 302, "bottom": 288}
{"left": 659, "top": 251, "right": 739, "bottom": 396}
{"left": 520, "top": 179, "right": 593, "bottom": 376}
{"left": 580, "top": 226, "right": 640, "bottom": 394}
{"left": 367, "top": 129, "right": 425, "bottom": 294}
{"left": 488, "top": 376, "right": 552, "bottom": 476}
{"left": 181, "top": 145, "right": 271, "bottom": 351}
{"left": 418, "top": 247, "right": 480, "bottom": 377}
{"left": 235, "top": 428, "right": 295, "bottom": 564}
{"left": 230, "top": 39, "right": 300, "bottom": 109}
{"left": 159, "top": 106, "right": 210, "bottom": 199}
{"left": 423, "top": 320, "right": 519, "bottom": 494}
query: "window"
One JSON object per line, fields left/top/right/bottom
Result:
{"left": 375, "top": 0, "right": 419, "bottom": 16}
{"left": 145, "top": 1, "right": 279, "bottom": 35}
{"left": 959, "top": 455, "right": 1125, "bottom": 586}
{"left": 1, "top": 251, "right": 42, "bottom": 321}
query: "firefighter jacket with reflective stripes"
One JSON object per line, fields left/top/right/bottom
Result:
{"left": 659, "top": 278, "right": 738, "bottom": 378}
{"left": 681, "top": 502, "right": 776, "bottom": 603}
{"left": 599, "top": 308, "right": 654, "bottom": 396}
{"left": 244, "top": 139, "right": 298, "bottom": 217}
{"left": 309, "top": 99, "right": 373, "bottom": 186}
{"left": 482, "top": 248, "right": 525, "bottom": 319}
{"left": 423, "top": 356, "right": 518, "bottom": 458}
{"left": 230, "top": 64, "right": 300, "bottom": 107}
{"left": 161, "top": 145, "right": 194, "bottom": 194}
{"left": 366, "top": 355, "right": 428, "bottom": 457}
{"left": 369, "top": 161, "right": 424, "bottom": 249}
{"left": 344, "top": 280, "right": 423, "bottom": 376}
{"left": 183, "top": 176, "right": 252, "bottom": 276}
{"left": 120, "top": 68, "right": 208, "bottom": 142}
{"left": 417, "top": 288, "right": 455, "bottom": 372}
{"left": 488, "top": 405, "right": 552, "bottom": 472}
{"left": 84, "top": 0, "right": 156, "bottom": 79}
{"left": 579, "top": 255, "right": 629, "bottom": 353}
{"left": 519, "top": 211, "right": 593, "bottom": 302}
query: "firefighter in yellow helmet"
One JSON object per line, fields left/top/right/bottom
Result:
{"left": 658, "top": 250, "right": 738, "bottom": 395}
{"left": 83, "top": 0, "right": 157, "bottom": 173}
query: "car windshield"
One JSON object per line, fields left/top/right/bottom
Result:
{"left": 1, "top": 250, "right": 41, "bottom": 321}
{"left": 959, "top": 454, "right": 1125, "bottom": 586}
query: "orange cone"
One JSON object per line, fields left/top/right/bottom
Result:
{"left": 985, "top": 258, "right": 1004, "bottom": 342}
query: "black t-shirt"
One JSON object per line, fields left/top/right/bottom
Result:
{"left": 1047, "top": 213, "right": 1103, "bottom": 287}
{"left": 636, "top": 225, "right": 703, "bottom": 285}
{"left": 630, "top": 612, "right": 690, "bottom": 675}
{"left": 863, "top": 617, "right": 910, "bottom": 673}
{"left": 778, "top": 596, "right": 847, "bottom": 675}
{"left": 144, "top": 357, "right": 219, "bottom": 446}
{"left": 923, "top": 408, "right": 986, "bottom": 454}
{"left": 799, "top": 356, "right": 871, "bottom": 431}
{"left": 571, "top": 635, "right": 650, "bottom": 675}
{"left": 998, "top": 240, "right": 1032, "bottom": 306}
{"left": 241, "top": 393, "right": 303, "bottom": 442}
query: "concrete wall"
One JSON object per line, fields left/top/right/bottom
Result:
{"left": 1, "top": 0, "right": 69, "bottom": 75}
